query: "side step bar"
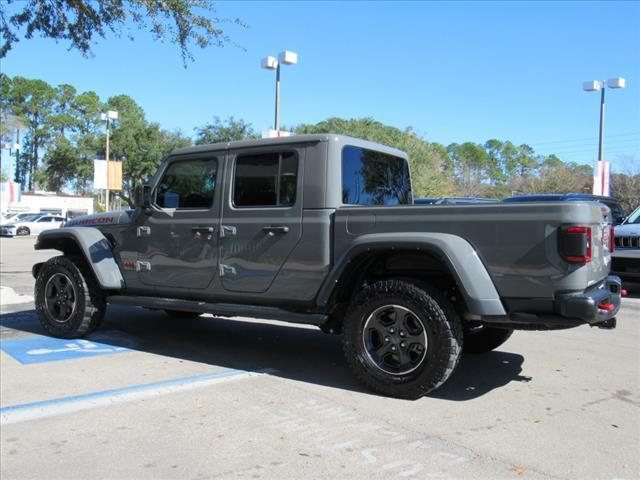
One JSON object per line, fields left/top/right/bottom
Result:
{"left": 106, "top": 295, "right": 328, "bottom": 327}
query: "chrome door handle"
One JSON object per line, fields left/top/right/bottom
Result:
{"left": 192, "top": 226, "right": 215, "bottom": 234}
{"left": 220, "top": 225, "right": 237, "bottom": 238}
{"left": 263, "top": 226, "right": 290, "bottom": 236}
{"left": 192, "top": 226, "right": 215, "bottom": 240}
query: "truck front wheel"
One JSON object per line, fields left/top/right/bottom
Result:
{"left": 343, "top": 280, "right": 463, "bottom": 399}
{"left": 35, "top": 255, "right": 106, "bottom": 339}
{"left": 463, "top": 324, "right": 513, "bottom": 353}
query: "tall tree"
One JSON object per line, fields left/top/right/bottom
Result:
{"left": 72, "top": 91, "right": 103, "bottom": 194}
{"left": 295, "top": 117, "right": 454, "bottom": 197}
{"left": 106, "top": 95, "right": 191, "bottom": 206}
{"left": 446, "top": 142, "right": 491, "bottom": 195}
{"left": 194, "top": 116, "right": 256, "bottom": 144}
{"left": 0, "top": 0, "right": 244, "bottom": 65}
{"left": 7, "top": 76, "right": 56, "bottom": 190}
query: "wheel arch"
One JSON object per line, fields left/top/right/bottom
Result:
{"left": 317, "top": 233, "right": 506, "bottom": 318}
{"left": 33, "top": 227, "right": 124, "bottom": 290}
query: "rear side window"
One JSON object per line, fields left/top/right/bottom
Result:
{"left": 342, "top": 146, "right": 412, "bottom": 206}
{"left": 156, "top": 158, "right": 218, "bottom": 209}
{"left": 233, "top": 152, "right": 298, "bottom": 207}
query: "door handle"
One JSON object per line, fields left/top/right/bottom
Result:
{"left": 192, "top": 226, "right": 215, "bottom": 234}
{"left": 220, "top": 225, "right": 237, "bottom": 238}
{"left": 263, "top": 226, "right": 290, "bottom": 236}
{"left": 192, "top": 226, "right": 215, "bottom": 240}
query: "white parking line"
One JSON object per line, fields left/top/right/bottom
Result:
{"left": 1, "top": 368, "right": 271, "bottom": 425}
{"left": 0, "top": 286, "right": 33, "bottom": 305}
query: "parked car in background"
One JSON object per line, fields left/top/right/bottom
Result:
{"left": 413, "top": 197, "right": 439, "bottom": 205}
{"left": 0, "top": 215, "right": 65, "bottom": 237}
{"left": 1, "top": 212, "right": 40, "bottom": 224}
{"left": 612, "top": 206, "right": 640, "bottom": 282}
{"left": 414, "top": 197, "right": 497, "bottom": 205}
{"left": 503, "top": 193, "right": 626, "bottom": 225}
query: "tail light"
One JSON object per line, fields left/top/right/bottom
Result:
{"left": 609, "top": 225, "right": 615, "bottom": 253}
{"left": 559, "top": 226, "right": 592, "bottom": 264}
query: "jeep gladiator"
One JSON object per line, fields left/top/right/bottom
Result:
{"left": 32, "top": 134, "right": 622, "bottom": 398}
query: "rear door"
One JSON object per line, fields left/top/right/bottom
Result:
{"left": 219, "top": 147, "right": 303, "bottom": 293}
{"left": 137, "top": 154, "right": 222, "bottom": 290}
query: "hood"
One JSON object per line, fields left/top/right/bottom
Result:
{"left": 65, "top": 210, "right": 134, "bottom": 227}
{"left": 614, "top": 223, "right": 640, "bottom": 236}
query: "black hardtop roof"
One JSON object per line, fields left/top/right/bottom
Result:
{"left": 171, "top": 134, "right": 408, "bottom": 159}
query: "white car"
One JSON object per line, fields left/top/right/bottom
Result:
{"left": 1, "top": 212, "right": 39, "bottom": 224}
{"left": 612, "top": 206, "right": 640, "bottom": 282}
{"left": 0, "top": 215, "right": 65, "bottom": 237}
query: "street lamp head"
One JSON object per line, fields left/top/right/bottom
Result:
{"left": 582, "top": 80, "right": 602, "bottom": 92}
{"left": 606, "top": 77, "right": 626, "bottom": 89}
{"left": 278, "top": 51, "right": 298, "bottom": 65}
{"left": 100, "top": 110, "right": 119, "bottom": 121}
{"left": 261, "top": 56, "right": 278, "bottom": 70}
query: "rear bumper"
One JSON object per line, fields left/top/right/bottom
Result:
{"left": 497, "top": 276, "right": 622, "bottom": 329}
{"left": 555, "top": 275, "right": 622, "bottom": 325}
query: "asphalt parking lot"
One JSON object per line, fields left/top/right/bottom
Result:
{"left": 1, "top": 236, "right": 639, "bottom": 480}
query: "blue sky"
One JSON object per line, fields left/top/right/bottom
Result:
{"left": 2, "top": 1, "right": 639, "bottom": 171}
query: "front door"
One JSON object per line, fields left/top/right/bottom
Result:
{"left": 220, "top": 147, "right": 303, "bottom": 293}
{"left": 137, "top": 154, "right": 222, "bottom": 290}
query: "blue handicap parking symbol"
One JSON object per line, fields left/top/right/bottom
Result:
{"left": 1, "top": 333, "right": 133, "bottom": 364}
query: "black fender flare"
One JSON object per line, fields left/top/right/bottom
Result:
{"left": 316, "top": 232, "right": 506, "bottom": 316}
{"left": 33, "top": 227, "right": 124, "bottom": 289}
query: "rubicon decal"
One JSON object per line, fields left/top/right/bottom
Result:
{"left": 67, "top": 216, "right": 116, "bottom": 226}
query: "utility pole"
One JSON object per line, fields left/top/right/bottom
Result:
{"left": 101, "top": 110, "right": 118, "bottom": 211}
{"left": 582, "top": 77, "right": 625, "bottom": 196}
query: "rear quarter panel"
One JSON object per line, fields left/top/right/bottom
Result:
{"left": 334, "top": 202, "right": 609, "bottom": 300}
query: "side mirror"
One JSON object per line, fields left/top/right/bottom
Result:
{"left": 135, "top": 185, "right": 152, "bottom": 209}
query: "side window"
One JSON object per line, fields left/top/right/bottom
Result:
{"left": 342, "top": 146, "right": 412, "bottom": 206}
{"left": 233, "top": 152, "right": 298, "bottom": 207}
{"left": 155, "top": 158, "right": 218, "bottom": 209}
{"left": 37, "top": 217, "right": 52, "bottom": 222}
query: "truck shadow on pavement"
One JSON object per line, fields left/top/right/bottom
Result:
{"left": 1, "top": 305, "right": 531, "bottom": 401}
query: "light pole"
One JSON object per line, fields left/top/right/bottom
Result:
{"left": 261, "top": 51, "right": 298, "bottom": 133}
{"left": 582, "top": 78, "right": 626, "bottom": 163}
{"left": 582, "top": 78, "right": 625, "bottom": 196}
{"left": 100, "top": 110, "right": 118, "bottom": 211}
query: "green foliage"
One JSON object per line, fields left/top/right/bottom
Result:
{"left": 296, "top": 117, "right": 454, "bottom": 197}
{"left": 0, "top": 0, "right": 245, "bottom": 65}
{"left": 4, "top": 75, "right": 57, "bottom": 190}
{"left": 194, "top": 116, "right": 257, "bottom": 145}
{"left": 2, "top": 76, "right": 637, "bottom": 211}
{"left": 611, "top": 159, "right": 640, "bottom": 213}
{"left": 105, "top": 95, "right": 192, "bottom": 206}
{"left": 1, "top": 74, "right": 192, "bottom": 202}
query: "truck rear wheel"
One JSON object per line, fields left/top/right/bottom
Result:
{"left": 35, "top": 255, "right": 106, "bottom": 339}
{"left": 343, "top": 280, "right": 463, "bottom": 399}
{"left": 463, "top": 324, "right": 513, "bottom": 353}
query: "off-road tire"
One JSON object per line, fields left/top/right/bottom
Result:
{"left": 16, "top": 226, "right": 30, "bottom": 236}
{"left": 343, "top": 280, "right": 463, "bottom": 399}
{"left": 165, "top": 310, "right": 202, "bottom": 318}
{"left": 463, "top": 325, "right": 513, "bottom": 353}
{"left": 35, "top": 255, "right": 106, "bottom": 338}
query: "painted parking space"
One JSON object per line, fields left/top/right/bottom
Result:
{"left": 0, "top": 331, "right": 135, "bottom": 364}
{"left": 0, "top": 368, "right": 271, "bottom": 425}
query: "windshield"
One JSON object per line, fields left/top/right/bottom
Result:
{"left": 625, "top": 208, "right": 640, "bottom": 225}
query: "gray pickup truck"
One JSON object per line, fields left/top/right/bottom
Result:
{"left": 32, "top": 135, "right": 622, "bottom": 398}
